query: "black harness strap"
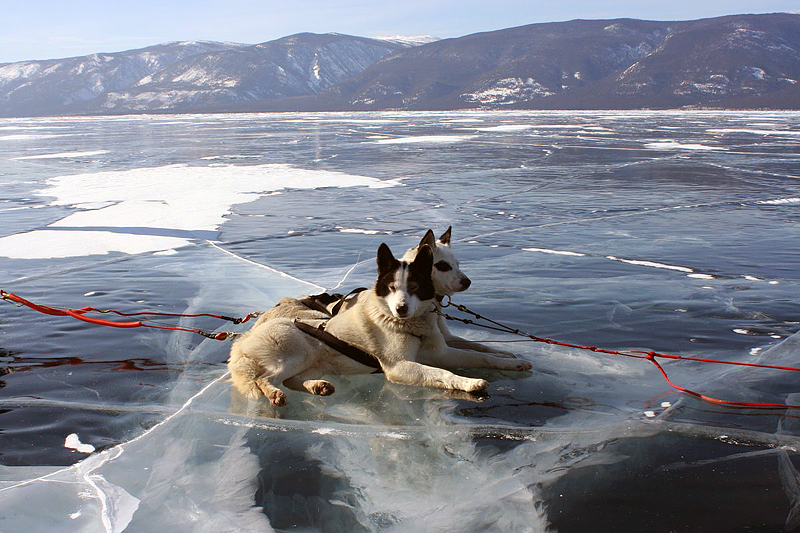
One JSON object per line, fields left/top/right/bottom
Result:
{"left": 297, "top": 295, "right": 337, "bottom": 315}
{"left": 293, "top": 319, "right": 383, "bottom": 373}
{"left": 330, "top": 287, "right": 368, "bottom": 316}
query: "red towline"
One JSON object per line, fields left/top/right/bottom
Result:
{"left": 3, "top": 289, "right": 799, "bottom": 410}
{"left": 0, "top": 289, "right": 256, "bottom": 340}
{"left": 440, "top": 301, "right": 800, "bottom": 410}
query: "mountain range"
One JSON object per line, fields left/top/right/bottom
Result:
{"left": 1, "top": 13, "right": 798, "bottom": 117}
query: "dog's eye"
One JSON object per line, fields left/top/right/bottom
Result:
{"left": 434, "top": 261, "right": 452, "bottom": 272}
{"left": 408, "top": 282, "right": 418, "bottom": 292}
{"left": 388, "top": 284, "right": 396, "bottom": 291}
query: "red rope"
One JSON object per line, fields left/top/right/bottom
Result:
{"left": 532, "top": 333, "right": 800, "bottom": 409}
{"left": 644, "top": 354, "right": 798, "bottom": 409}
{"left": 4, "top": 289, "right": 799, "bottom": 409}
{"left": 529, "top": 333, "right": 800, "bottom": 408}
{"left": 442, "top": 303, "right": 800, "bottom": 410}
{"left": 1, "top": 290, "right": 241, "bottom": 341}
{"left": 525, "top": 333, "right": 800, "bottom": 373}
{"left": 71, "top": 306, "right": 255, "bottom": 323}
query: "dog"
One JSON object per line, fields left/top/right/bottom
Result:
{"left": 282, "top": 226, "right": 514, "bottom": 356}
{"left": 228, "top": 243, "right": 531, "bottom": 405}
{"left": 253, "top": 227, "right": 466, "bottom": 326}
{"left": 401, "top": 227, "right": 515, "bottom": 356}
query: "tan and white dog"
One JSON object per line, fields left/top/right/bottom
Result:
{"left": 228, "top": 243, "right": 530, "bottom": 405}
{"left": 402, "top": 227, "right": 514, "bottom": 355}
{"left": 253, "top": 227, "right": 468, "bottom": 326}
{"left": 293, "top": 227, "right": 515, "bottom": 355}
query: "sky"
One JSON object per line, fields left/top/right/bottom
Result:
{"left": 2, "top": 0, "right": 799, "bottom": 63}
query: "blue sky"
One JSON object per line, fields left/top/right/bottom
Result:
{"left": 2, "top": 0, "right": 799, "bottom": 63}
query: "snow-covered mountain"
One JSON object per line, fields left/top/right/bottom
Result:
{"left": 0, "top": 41, "right": 249, "bottom": 117}
{"left": 1, "top": 14, "right": 799, "bottom": 116}
{"left": 374, "top": 35, "right": 440, "bottom": 47}
{"left": 0, "top": 34, "right": 406, "bottom": 116}
{"left": 101, "top": 34, "right": 408, "bottom": 113}
{"left": 323, "top": 13, "right": 800, "bottom": 110}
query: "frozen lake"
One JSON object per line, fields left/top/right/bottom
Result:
{"left": 1, "top": 110, "right": 800, "bottom": 531}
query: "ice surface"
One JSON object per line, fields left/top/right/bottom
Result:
{"left": 1, "top": 110, "right": 799, "bottom": 531}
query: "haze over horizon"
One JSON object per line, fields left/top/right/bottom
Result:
{"left": 2, "top": 0, "right": 798, "bottom": 63}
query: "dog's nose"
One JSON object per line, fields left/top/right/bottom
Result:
{"left": 396, "top": 303, "right": 409, "bottom": 317}
{"left": 460, "top": 276, "right": 471, "bottom": 290}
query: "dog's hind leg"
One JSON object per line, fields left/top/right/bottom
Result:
{"left": 252, "top": 354, "right": 324, "bottom": 406}
{"left": 254, "top": 378, "right": 287, "bottom": 406}
{"left": 284, "top": 368, "right": 335, "bottom": 397}
{"left": 229, "top": 349, "right": 318, "bottom": 405}
{"left": 228, "top": 351, "right": 270, "bottom": 400}
{"left": 229, "top": 318, "right": 327, "bottom": 406}
{"left": 227, "top": 354, "right": 289, "bottom": 404}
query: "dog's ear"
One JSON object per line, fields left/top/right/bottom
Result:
{"left": 438, "top": 226, "right": 452, "bottom": 247}
{"left": 377, "top": 243, "right": 399, "bottom": 277}
{"left": 411, "top": 243, "right": 434, "bottom": 277}
{"left": 419, "top": 229, "right": 436, "bottom": 250}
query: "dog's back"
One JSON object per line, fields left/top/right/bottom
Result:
{"left": 253, "top": 293, "right": 342, "bottom": 327}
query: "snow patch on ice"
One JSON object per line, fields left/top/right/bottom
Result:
{"left": 373, "top": 135, "right": 475, "bottom": 144}
{"left": 708, "top": 128, "right": 800, "bottom": 136}
{"left": 474, "top": 125, "right": 536, "bottom": 132}
{"left": 523, "top": 247, "right": 586, "bottom": 257}
{"left": 757, "top": 197, "right": 800, "bottom": 205}
{"left": 65, "top": 434, "right": 95, "bottom": 454}
{"left": 0, "top": 134, "right": 65, "bottom": 141}
{"left": 687, "top": 273, "right": 716, "bottom": 280}
{"left": 607, "top": 256, "right": 693, "bottom": 273}
{"left": 11, "top": 150, "right": 109, "bottom": 160}
{"left": 644, "top": 140, "right": 726, "bottom": 151}
{"left": 336, "top": 227, "right": 388, "bottom": 235}
{"left": 0, "top": 163, "right": 400, "bottom": 259}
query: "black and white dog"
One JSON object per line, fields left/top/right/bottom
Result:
{"left": 228, "top": 242, "right": 530, "bottom": 405}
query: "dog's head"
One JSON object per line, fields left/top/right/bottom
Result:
{"left": 375, "top": 242, "right": 436, "bottom": 319}
{"left": 402, "top": 226, "right": 471, "bottom": 297}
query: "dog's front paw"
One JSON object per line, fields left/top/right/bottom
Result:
{"left": 464, "top": 378, "right": 489, "bottom": 393}
{"left": 268, "top": 389, "right": 287, "bottom": 406}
